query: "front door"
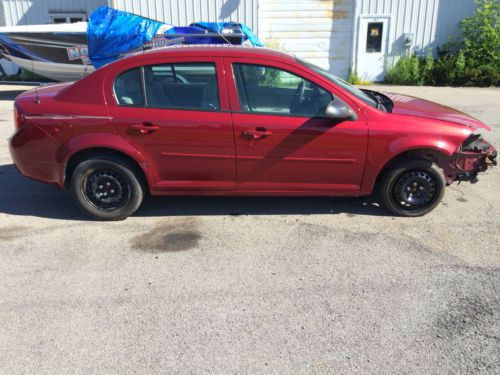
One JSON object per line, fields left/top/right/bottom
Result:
{"left": 357, "top": 15, "right": 390, "bottom": 82}
{"left": 225, "top": 59, "right": 368, "bottom": 194}
{"left": 108, "top": 58, "right": 236, "bottom": 191}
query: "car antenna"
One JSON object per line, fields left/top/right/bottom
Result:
{"left": 31, "top": 58, "right": 40, "bottom": 104}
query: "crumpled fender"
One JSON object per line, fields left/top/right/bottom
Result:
{"left": 359, "top": 132, "right": 470, "bottom": 196}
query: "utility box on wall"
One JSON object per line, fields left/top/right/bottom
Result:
{"left": 403, "top": 32, "right": 414, "bottom": 48}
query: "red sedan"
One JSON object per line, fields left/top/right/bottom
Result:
{"left": 9, "top": 45, "right": 497, "bottom": 220}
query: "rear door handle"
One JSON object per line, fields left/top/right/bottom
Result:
{"left": 241, "top": 128, "right": 272, "bottom": 140}
{"left": 129, "top": 122, "right": 160, "bottom": 134}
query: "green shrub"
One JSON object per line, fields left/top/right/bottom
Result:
{"left": 346, "top": 69, "right": 361, "bottom": 84}
{"left": 385, "top": 53, "right": 424, "bottom": 85}
{"left": 422, "top": 49, "right": 434, "bottom": 84}
{"left": 346, "top": 69, "right": 372, "bottom": 85}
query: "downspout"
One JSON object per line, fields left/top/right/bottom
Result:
{"left": 350, "top": 0, "right": 360, "bottom": 75}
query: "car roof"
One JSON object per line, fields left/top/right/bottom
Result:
{"left": 121, "top": 44, "right": 296, "bottom": 64}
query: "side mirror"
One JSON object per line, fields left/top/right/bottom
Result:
{"left": 324, "top": 99, "right": 357, "bottom": 121}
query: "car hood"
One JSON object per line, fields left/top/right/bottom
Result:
{"left": 383, "top": 92, "right": 491, "bottom": 131}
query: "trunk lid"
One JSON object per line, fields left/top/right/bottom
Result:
{"left": 14, "top": 82, "right": 72, "bottom": 115}
{"left": 16, "top": 83, "right": 72, "bottom": 104}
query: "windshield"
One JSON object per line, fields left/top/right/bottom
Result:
{"left": 297, "top": 59, "right": 377, "bottom": 108}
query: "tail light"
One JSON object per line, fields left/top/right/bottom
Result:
{"left": 13, "top": 105, "right": 25, "bottom": 129}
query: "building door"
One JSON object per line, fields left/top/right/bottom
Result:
{"left": 357, "top": 16, "right": 390, "bottom": 82}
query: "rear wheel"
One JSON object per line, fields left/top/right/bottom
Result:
{"left": 70, "top": 156, "right": 145, "bottom": 220}
{"left": 380, "top": 159, "right": 445, "bottom": 217}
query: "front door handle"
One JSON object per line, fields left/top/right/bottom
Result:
{"left": 241, "top": 128, "right": 272, "bottom": 140}
{"left": 129, "top": 122, "right": 160, "bottom": 134}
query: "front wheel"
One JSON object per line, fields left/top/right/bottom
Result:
{"left": 70, "top": 156, "right": 145, "bottom": 221}
{"left": 380, "top": 159, "right": 445, "bottom": 217}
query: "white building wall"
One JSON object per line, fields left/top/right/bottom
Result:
{"left": 258, "top": 0, "right": 355, "bottom": 78}
{"left": 0, "top": 0, "right": 109, "bottom": 26}
{"left": 113, "top": 0, "right": 258, "bottom": 33}
{"left": 0, "top": 0, "right": 258, "bottom": 31}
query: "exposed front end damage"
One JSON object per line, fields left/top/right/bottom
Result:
{"left": 446, "top": 134, "right": 497, "bottom": 184}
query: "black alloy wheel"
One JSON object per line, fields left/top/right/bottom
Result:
{"left": 70, "top": 155, "right": 145, "bottom": 220}
{"left": 380, "top": 159, "right": 445, "bottom": 217}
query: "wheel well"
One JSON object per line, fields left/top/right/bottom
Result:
{"left": 64, "top": 148, "right": 148, "bottom": 190}
{"left": 373, "top": 148, "right": 452, "bottom": 192}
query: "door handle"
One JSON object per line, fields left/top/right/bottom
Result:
{"left": 241, "top": 128, "right": 272, "bottom": 140}
{"left": 129, "top": 122, "right": 160, "bottom": 134}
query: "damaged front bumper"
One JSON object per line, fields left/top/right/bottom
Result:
{"left": 452, "top": 135, "right": 497, "bottom": 184}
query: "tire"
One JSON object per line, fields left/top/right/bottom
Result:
{"left": 70, "top": 156, "right": 145, "bottom": 221}
{"left": 380, "top": 159, "right": 445, "bottom": 217}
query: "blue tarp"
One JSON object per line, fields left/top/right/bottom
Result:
{"left": 88, "top": 6, "right": 262, "bottom": 68}
{"left": 87, "top": 6, "right": 163, "bottom": 68}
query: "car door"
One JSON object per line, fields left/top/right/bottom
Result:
{"left": 107, "top": 57, "right": 236, "bottom": 191}
{"left": 224, "top": 58, "right": 368, "bottom": 194}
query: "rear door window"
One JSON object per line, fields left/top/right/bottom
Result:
{"left": 144, "top": 63, "right": 220, "bottom": 111}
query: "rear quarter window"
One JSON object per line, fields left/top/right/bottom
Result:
{"left": 114, "top": 67, "right": 144, "bottom": 106}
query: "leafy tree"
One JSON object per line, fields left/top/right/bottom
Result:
{"left": 458, "top": 0, "right": 499, "bottom": 85}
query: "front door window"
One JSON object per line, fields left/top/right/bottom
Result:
{"left": 233, "top": 63, "right": 332, "bottom": 117}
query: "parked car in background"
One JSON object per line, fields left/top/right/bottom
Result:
{"left": 9, "top": 45, "right": 497, "bottom": 220}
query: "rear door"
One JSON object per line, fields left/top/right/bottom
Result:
{"left": 107, "top": 57, "right": 236, "bottom": 191}
{"left": 224, "top": 58, "right": 368, "bottom": 194}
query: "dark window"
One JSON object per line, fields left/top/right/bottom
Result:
{"left": 114, "top": 68, "right": 144, "bottom": 106}
{"left": 51, "top": 14, "right": 86, "bottom": 24}
{"left": 143, "top": 63, "right": 219, "bottom": 111}
{"left": 233, "top": 63, "right": 332, "bottom": 117}
{"left": 366, "top": 22, "right": 383, "bottom": 53}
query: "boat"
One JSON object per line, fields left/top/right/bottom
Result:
{"left": 0, "top": 6, "right": 261, "bottom": 82}
{"left": 0, "top": 22, "right": 91, "bottom": 81}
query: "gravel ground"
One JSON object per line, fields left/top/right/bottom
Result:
{"left": 0, "top": 84, "right": 499, "bottom": 374}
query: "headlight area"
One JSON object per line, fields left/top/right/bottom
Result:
{"left": 453, "top": 134, "right": 497, "bottom": 184}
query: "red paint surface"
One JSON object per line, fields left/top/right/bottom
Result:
{"left": 9, "top": 46, "right": 495, "bottom": 196}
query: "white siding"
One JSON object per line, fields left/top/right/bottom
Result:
{"left": 259, "top": 0, "right": 355, "bottom": 78}
{"left": 1, "top": 0, "right": 258, "bottom": 32}
{"left": 1, "top": 0, "right": 109, "bottom": 26}
{"left": 114, "top": 0, "right": 258, "bottom": 33}
{"left": 353, "top": 0, "right": 478, "bottom": 63}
